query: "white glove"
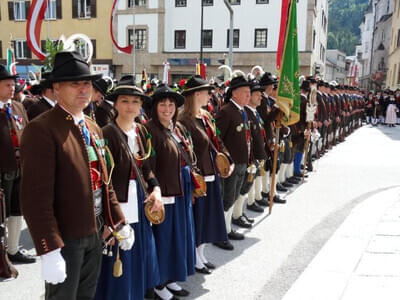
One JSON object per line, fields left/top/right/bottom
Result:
{"left": 41, "top": 248, "right": 66, "bottom": 284}
{"left": 117, "top": 224, "right": 135, "bottom": 251}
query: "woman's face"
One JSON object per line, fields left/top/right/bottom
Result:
{"left": 196, "top": 89, "right": 211, "bottom": 107}
{"left": 115, "top": 95, "right": 142, "bottom": 119}
{"left": 157, "top": 98, "right": 176, "bottom": 125}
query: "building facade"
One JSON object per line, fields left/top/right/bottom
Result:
{"left": 387, "top": 0, "right": 400, "bottom": 89}
{"left": 114, "top": 0, "right": 328, "bottom": 81}
{"left": 325, "top": 49, "right": 346, "bottom": 84}
{"left": 0, "top": 0, "right": 113, "bottom": 78}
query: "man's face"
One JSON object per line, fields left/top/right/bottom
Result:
{"left": 232, "top": 86, "right": 251, "bottom": 107}
{"left": 249, "top": 91, "right": 262, "bottom": 107}
{"left": 0, "top": 79, "right": 15, "bottom": 101}
{"left": 53, "top": 80, "right": 92, "bottom": 114}
{"left": 264, "top": 84, "right": 273, "bottom": 96}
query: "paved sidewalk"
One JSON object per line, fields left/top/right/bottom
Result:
{"left": 282, "top": 186, "right": 400, "bottom": 300}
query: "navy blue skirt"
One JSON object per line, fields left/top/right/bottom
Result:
{"left": 94, "top": 183, "right": 160, "bottom": 300}
{"left": 152, "top": 166, "right": 196, "bottom": 284}
{"left": 193, "top": 176, "right": 228, "bottom": 246}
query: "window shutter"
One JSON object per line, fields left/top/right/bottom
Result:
{"left": 12, "top": 41, "right": 16, "bottom": 56}
{"left": 25, "top": 41, "right": 32, "bottom": 59}
{"left": 91, "top": 0, "right": 97, "bottom": 18}
{"left": 91, "top": 40, "right": 96, "bottom": 59}
{"left": 41, "top": 40, "right": 46, "bottom": 52}
{"left": 8, "top": 2, "right": 14, "bottom": 20}
{"left": 0, "top": 41, "right": 2, "bottom": 59}
{"left": 25, "top": 1, "right": 30, "bottom": 19}
{"left": 56, "top": 0, "right": 62, "bottom": 19}
{"left": 72, "top": 0, "right": 78, "bottom": 18}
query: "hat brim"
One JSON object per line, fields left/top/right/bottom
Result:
{"left": 181, "top": 84, "right": 214, "bottom": 96}
{"left": 48, "top": 73, "right": 102, "bottom": 83}
{"left": 251, "top": 86, "right": 264, "bottom": 93}
{"left": 108, "top": 89, "right": 151, "bottom": 104}
{"left": 227, "top": 82, "right": 252, "bottom": 95}
{"left": 0, "top": 74, "right": 18, "bottom": 81}
{"left": 151, "top": 91, "right": 184, "bottom": 108}
{"left": 92, "top": 80, "right": 107, "bottom": 96}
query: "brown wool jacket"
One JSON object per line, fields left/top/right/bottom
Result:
{"left": 0, "top": 100, "right": 28, "bottom": 172}
{"left": 216, "top": 101, "right": 249, "bottom": 165}
{"left": 102, "top": 122, "right": 159, "bottom": 203}
{"left": 245, "top": 106, "right": 267, "bottom": 161}
{"left": 20, "top": 105, "right": 124, "bottom": 256}
{"left": 179, "top": 111, "right": 231, "bottom": 176}
{"left": 145, "top": 119, "right": 193, "bottom": 197}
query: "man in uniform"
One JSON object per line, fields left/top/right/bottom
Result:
{"left": 215, "top": 75, "right": 252, "bottom": 250}
{"left": 0, "top": 65, "right": 36, "bottom": 266}
{"left": 94, "top": 77, "right": 117, "bottom": 127}
{"left": 20, "top": 51, "right": 134, "bottom": 299}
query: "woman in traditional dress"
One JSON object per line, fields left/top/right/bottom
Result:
{"left": 145, "top": 84, "right": 196, "bottom": 300}
{"left": 385, "top": 91, "right": 398, "bottom": 127}
{"left": 94, "top": 79, "right": 163, "bottom": 300}
{"left": 179, "top": 75, "right": 232, "bottom": 274}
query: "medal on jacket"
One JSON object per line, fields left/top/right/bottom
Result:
{"left": 236, "top": 124, "right": 243, "bottom": 132}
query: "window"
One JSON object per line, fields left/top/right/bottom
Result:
{"left": 202, "top": 30, "right": 212, "bottom": 48}
{"left": 397, "top": 29, "right": 400, "bottom": 48}
{"left": 227, "top": 29, "right": 239, "bottom": 48}
{"left": 312, "top": 30, "right": 316, "bottom": 49}
{"left": 74, "top": 39, "right": 91, "bottom": 58}
{"left": 14, "top": 1, "right": 26, "bottom": 20}
{"left": 256, "top": 0, "right": 269, "bottom": 3}
{"left": 175, "top": 0, "right": 186, "bottom": 7}
{"left": 229, "top": 0, "right": 241, "bottom": 4}
{"left": 254, "top": 28, "right": 268, "bottom": 48}
{"left": 174, "top": 30, "right": 186, "bottom": 49}
{"left": 128, "top": 0, "right": 146, "bottom": 7}
{"left": 202, "top": 0, "right": 213, "bottom": 5}
{"left": 45, "top": 0, "right": 57, "bottom": 20}
{"left": 14, "top": 40, "right": 30, "bottom": 59}
{"left": 128, "top": 28, "right": 147, "bottom": 50}
{"left": 78, "top": 0, "right": 91, "bottom": 18}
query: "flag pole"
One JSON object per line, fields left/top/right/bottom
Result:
{"left": 269, "top": 111, "right": 282, "bottom": 215}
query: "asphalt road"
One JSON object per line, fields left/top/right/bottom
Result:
{"left": 1, "top": 124, "right": 400, "bottom": 300}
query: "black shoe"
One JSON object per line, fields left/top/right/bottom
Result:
{"left": 242, "top": 212, "right": 254, "bottom": 223}
{"left": 276, "top": 183, "right": 288, "bottom": 192}
{"left": 145, "top": 289, "right": 155, "bottom": 299}
{"left": 294, "top": 172, "right": 308, "bottom": 178}
{"left": 282, "top": 182, "right": 293, "bottom": 188}
{"left": 195, "top": 266, "right": 212, "bottom": 275}
{"left": 166, "top": 286, "right": 190, "bottom": 297}
{"left": 228, "top": 230, "right": 245, "bottom": 240}
{"left": 256, "top": 198, "right": 269, "bottom": 207}
{"left": 287, "top": 177, "right": 300, "bottom": 184}
{"left": 261, "top": 191, "right": 269, "bottom": 198}
{"left": 8, "top": 250, "right": 36, "bottom": 264}
{"left": 232, "top": 216, "right": 252, "bottom": 228}
{"left": 213, "top": 240, "right": 234, "bottom": 250}
{"left": 247, "top": 202, "right": 264, "bottom": 213}
{"left": 273, "top": 195, "right": 287, "bottom": 204}
{"left": 204, "top": 262, "right": 216, "bottom": 269}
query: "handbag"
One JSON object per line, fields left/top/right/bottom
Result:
{"left": 0, "top": 175, "right": 18, "bottom": 278}
{"left": 111, "top": 123, "right": 165, "bottom": 225}
{"left": 165, "top": 128, "right": 207, "bottom": 197}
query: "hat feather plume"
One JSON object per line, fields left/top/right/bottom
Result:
{"left": 218, "top": 65, "right": 232, "bottom": 79}
{"left": 232, "top": 70, "right": 246, "bottom": 80}
{"left": 251, "top": 65, "right": 265, "bottom": 77}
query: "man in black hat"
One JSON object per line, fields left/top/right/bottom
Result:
{"left": 27, "top": 72, "right": 56, "bottom": 120}
{"left": 94, "top": 77, "right": 117, "bottom": 128}
{"left": 214, "top": 75, "right": 252, "bottom": 250}
{"left": 257, "top": 72, "right": 287, "bottom": 202}
{"left": 20, "top": 51, "right": 134, "bottom": 300}
{"left": 13, "top": 80, "right": 37, "bottom": 111}
{"left": 0, "top": 65, "right": 36, "bottom": 266}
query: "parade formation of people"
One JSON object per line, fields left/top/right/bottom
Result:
{"left": 0, "top": 48, "right": 397, "bottom": 300}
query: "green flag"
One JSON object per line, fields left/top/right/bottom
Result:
{"left": 277, "top": 0, "right": 300, "bottom": 126}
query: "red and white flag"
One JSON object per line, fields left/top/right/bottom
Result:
{"left": 26, "top": 0, "right": 47, "bottom": 61}
{"left": 110, "top": 0, "right": 133, "bottom": 54}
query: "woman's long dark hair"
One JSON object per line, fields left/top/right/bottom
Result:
{"left": 151, "top": 97, "right": 179, "bottom": 129}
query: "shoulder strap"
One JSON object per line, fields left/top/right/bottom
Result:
{"left": 164, "top": 128, "right": 194, "bottom": 171}
{"left": 110, "top": 123, "right": 149, "bottom": 198}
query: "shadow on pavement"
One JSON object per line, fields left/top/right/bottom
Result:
{"left": 374, "top": 124, "right": 400, "bottom": 141}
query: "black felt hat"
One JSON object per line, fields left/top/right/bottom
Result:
{"left": 147, "top": 84, "right": 184, "bottom": 110}
{"left": 108, "top": 78, "right": 151, "bottom": 104}
{"left": 259, "top": 72, "right": 277, "bottom": 88}
{"left": 48, "top": 51, "right": 102, "bottom": 83}
{"left": 93, "top": 77, "right": 112, "bottom": 96}
{"left": 0, "top": 65, "right": 18, "bottom": 81}
{"left": 250, "top": 79, "right": 264, "bottom": 93}
{"left": 181, "top": 75, "right": 213, "bottom": 96}
{"left": 300, "top": 80, "right": 311, "bottom": 92}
